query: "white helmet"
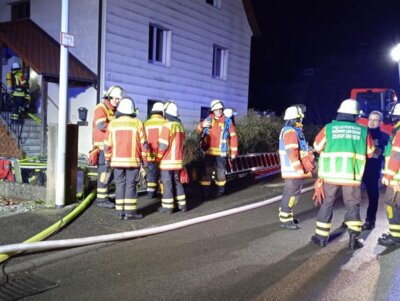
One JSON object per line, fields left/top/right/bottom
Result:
{"left": 210, "top": 99, "right": 224, "bottom": 111}
{"left": 391, "top": 103, "right": 400, "bottom": 116}
{"left": 223, "top": 108, "right": 237, "bottom": 118}
{"left": 151, "top": 102, "right": 165, "bottom": 113}
{"left": 12, "top": 62, "right": 21, "bottom": 70}
{"left": 104, "top": 86, "right": 124, "bottom": 99}
{"left": 283, "top": 105, "right": 306, "bottom": 120}
{"left": 337, "top": 99, "right": 360, "bottom": 115}
{"left": 164, "top": 101, "right": 179, "bottom": 117}
{"left": 117, "top": 97, "right": 136, "bottom": 115}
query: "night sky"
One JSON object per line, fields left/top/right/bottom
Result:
{"left": 249, "top": 0, "right": 400, "bottom": 123}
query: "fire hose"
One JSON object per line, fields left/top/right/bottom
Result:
{"left": 0, "top": 187, "right": 313, "bottom": 257}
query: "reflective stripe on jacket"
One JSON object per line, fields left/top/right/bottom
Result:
{"left": 157, "top": 121, "right": 185, "bottom": 170}
{"left": 383, "top": 122, "right": 400, "bottom": 186}
{"left": 104, "top": 116, "right": 148, "bottom": 168}
{"left": 314, "top": 120, "right": 373, "bottom": 186}
{"left": 144, "top": 114, "right": 167, "bottom": 162}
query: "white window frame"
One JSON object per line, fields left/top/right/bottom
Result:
{"left": 212, "top": 44, "right": 228, "bottom": 80}
{"left": 206, "top": 0, "right": 222, "bottom": 8}
{"left": 148, "top": 24, "right": 171, "bottom": 67}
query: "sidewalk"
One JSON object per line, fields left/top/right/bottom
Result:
{"left": 0, "top": 175, "right": 298, "bottom": 273}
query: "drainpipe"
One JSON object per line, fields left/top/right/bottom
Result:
{"left": 96, "top": 0, "right": 103, "bottom": 104}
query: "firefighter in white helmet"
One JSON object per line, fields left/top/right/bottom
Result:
{"left": 312, "top": 99, "right": 374, "bottom": 249}
{"left": 92, "top": 85, "right": 124, "bottom": 209}
{"left": 197, "top": 99, "right": 238, "bottom": 200}
{"left": 379, "top": 103, "right": 400, "bottom": 246}
{"left": 104, "top": 97, "right": 148, "bottom": 220}
{"left": 278, "top": 104, "right": 315, "bottom": 230}
{"left": 144, "top": 102, "right": 167, "bottom": 198}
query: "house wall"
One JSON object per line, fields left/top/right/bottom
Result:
{"left": 104, "top": 0, "right": 253, "bottom": 128}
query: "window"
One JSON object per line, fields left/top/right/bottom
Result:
{"left": 11, "top": 1, "right": 30, "bottom": 21}
{"left": 206, "top": 0, "right": 221, "bottom": 8}
{"left": 200, "top": 106, "right": 210, "bottom": 121}
{"left": 148, "top": 24, "right": 171, "bottom": 66}
{"left": 212, "top": 45, "right": 228, "bottom": 80}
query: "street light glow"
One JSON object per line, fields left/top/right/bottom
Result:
{"left": 391, "top": 44, "right": 400, "bottom": 62}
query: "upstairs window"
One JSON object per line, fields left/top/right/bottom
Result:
{"left": 212, "top": 45, "right": 228, "bottom": 80}
{"left": 206, "top": 0, "right": 221, "bottom": 8}
{"left": 11, "top": 1, "right": 30, "bottom": 21}
{"left": 148, "top": 24, "right": 171, "bottom": 66}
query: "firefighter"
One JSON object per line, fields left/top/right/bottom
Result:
{"left": 104, "top": 97, "right": 148, "bottom": 220}
{"left": 197, "top": 99, "right": 238, "bottom": 200}
{"left": 92, "top": 86, "right": 123, "bottom": 209}
{"left": 156, "top": 101, "right": 187, "bottom": 213}
{"left": 278, "top": 104, "right": 315, "bottom": 230}
{"left": 6, "top": 62, "right": 30, "bottom": 123}
{"left": 312, "top": 99, "right": 374, "bottom": 250}
{"left": 379, "top": 103, "right": 400, "bottom": 246}
{"left": 144, "top": 102, "right": 167, "bottom": 198}
{"left": 361, "top": 111, "right": 389, "bottom": 230}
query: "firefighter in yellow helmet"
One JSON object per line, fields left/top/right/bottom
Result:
{"left": 379, "top": 103, "right": 400, "bottom": 246}
{"left": 312, "top": 99, "right": 374, "bottom": 249}
{"left": 6, "top": 62, "right": 30, "bottom": 123}
{"left": 278, "top": 104, "right": 315, "bottom": 230}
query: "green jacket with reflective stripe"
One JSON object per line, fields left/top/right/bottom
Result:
{"left": 318, "top": 120, "right": 368, "bottom": 185}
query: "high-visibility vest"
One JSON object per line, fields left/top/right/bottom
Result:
{"left": 92, "top": 101, "right": 115, "bottom": 149}
{"left": 157, "top": 121, "right": 185, "bottom": 170}
{"left": 318, "top": 120, "right": 368, "bottom": 185}
{"left": 383, "top": 123, "right": 400, "bottom": 183}
{"left": 104, "top": 116, "right": 148, "bottom": 168}
{"left": 278, "top": 126, "right": 311, "bottom": 178}
{"left": 144, "top": 114, "right": 167, "bottom": 162}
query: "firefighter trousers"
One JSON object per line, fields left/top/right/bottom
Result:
{"left": 200, "top": 155, "right": 226, "bottom": 196}
{"left": 279, "top": 178, "right": 303, "bottom": 223}
{"left": 314, "top": 183, "right": 362, "bottom": 242}
{"left": 114, "top": 167, "right": 140, "bottom": 215}
{"left": 384, "top": 186, "right": 400, "bottom": 241}
{"left": 97, "top": 150, "right": 114, "bottom": 202}
{"left": 160, "top": 170, "right": 186, "bottom": 209}
{"left": 147, "top": 162, "right": 160, "bottom": 197}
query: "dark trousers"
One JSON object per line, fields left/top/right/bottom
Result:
{"left": 279, "top": 178, "right": 303, "bottom": 223}
{"left": 160, "top": 170, "right": 186, "bottom": 209}
{"left": 200, "top": 156, "right": 227, "bottom": 194}
{"left": 114, "top": 167, "right": 140, "bottom": 215}
{"left": 11, "top": 95, "right": 25, "bottom": 122}
{"left": 147, "top": 162, "right": 159, "bottom": 196}
{"left": 363, "top": 172, "right": 380, "bottom": 223}
{"left": 315, "top": 183, "right": 362, "bottom": 241}
{"left": 97, "top": 150, "right": 114, "bottom": 201}
{"left": 384, "top": 187, "right": 400, "bottom": 241}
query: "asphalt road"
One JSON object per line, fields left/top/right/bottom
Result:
{"left": 6, "top": 178, "right": 400, "bottom": 301}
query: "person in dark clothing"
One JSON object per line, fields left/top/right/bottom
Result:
{"left": 362, "top": 111, "right": 389, "bottom": 230}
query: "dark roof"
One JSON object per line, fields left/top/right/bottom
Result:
{"left": 242, "top": 0, "right": 261, "bottom": 37}
{"left": 0, "top": 19, "right": 97, "bottom": 85}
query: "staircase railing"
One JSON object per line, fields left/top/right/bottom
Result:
{"left": 0, "top": 81, "right": 24, "bottom": 146}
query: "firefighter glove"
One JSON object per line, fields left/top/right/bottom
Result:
{"left": 180, "top": 168, "right": 190, "bottom": 184}
{"left": 312, "top": 178, "right": 325, "bottom": 206}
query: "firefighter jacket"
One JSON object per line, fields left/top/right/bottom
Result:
{"left": 144, "top": 114, "right": 167, "bottom": 162}
{"left": 279, "top": 125, "right": 312, "bottom": 179}
{"left": 92, "top": 100, "right": 116, "bottom": 150}
{"left": 6, "top": 70, "right": 30, "bottom": 99}
{"left": 314, "top": 120, "right": 374, "bottom": 186}
{"left": 157, "top": 119, "right": 185, "bottom": 170}
{"left": 104, "top": 115, "right": 148, "bottom": 168}
{"left": 196, "top": 114, "right": 238, "bottom": 158}
{"left": 383, "top": 122, "right": 400, "bottom": 186}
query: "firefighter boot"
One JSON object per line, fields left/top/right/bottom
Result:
{"left": 378, "top": 233, "right": 400, "bottom": 246}
{"left": 311, "top": 235, "right": 327, "bottom": 247}
{"left": 124, "top": 211, "right": 143, "bottom": 220}
{"left": 178, "top": 204, "right": 187, "bottom": 212}
{"left": 280, "top": 221, "right": 300, "bottom": 230}
{"left": 349, "top": 231, "right": 363, "bottom": 250}
{"left": 201, "top": 186, "right": 211, "bottom": 201}
{"left": 215, "top": 186, "right": 225, "bottom": 198}
{"left": 158, "top": 206, "right": 174, "bottom": 214}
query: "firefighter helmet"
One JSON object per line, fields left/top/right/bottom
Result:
{"left": 283, "top": 105, "right": 306, "bottom": 120}
{"left": 11, "top": 62, "right": 21, "bottom": 70}
{"left": 151, "top": 102, "right": 165, "bottom": 113}
{"left": 164, "top": 101, "right": 179, "bottom": 117}
{"left": 337, "top": 99, "right": 360, "bottom": 115}
{"left": 117, "top": 97, "right": 136, "bottom": 115}
{"left": 224, "top": 108, "right": 237, "bottom": 118}
{"left": 104, "top": 86, "right": 124, "bottom": 99}
{"left": 210, "top": 99, "right": 224, "bottom": 111}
